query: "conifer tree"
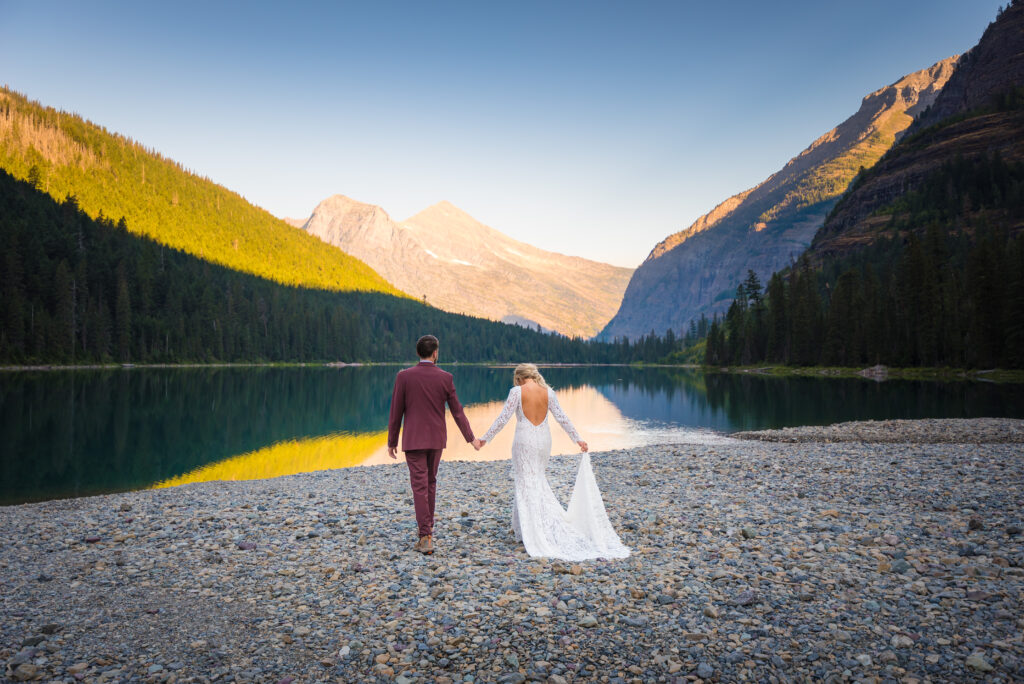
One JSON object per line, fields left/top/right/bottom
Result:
{"left": 115, "top": 267, "right": 132, "bottom": 362}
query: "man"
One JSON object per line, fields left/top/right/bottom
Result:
{"left": 387, "top": 335, "right": 479, "bottom": 554}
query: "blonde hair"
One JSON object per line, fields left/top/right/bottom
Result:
{"left": 513, "top": 363, "right": 550, "bottom": 389}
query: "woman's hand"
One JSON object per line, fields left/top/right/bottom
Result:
{"left": 578, "top": 440, "right": 588, "bottom": 453}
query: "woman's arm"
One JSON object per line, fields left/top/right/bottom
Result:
{"left": 480, "top": 387, "right": 520, "bottom": 444}
{"left": 548, "top": 388, "right": 583, "bottom": 445}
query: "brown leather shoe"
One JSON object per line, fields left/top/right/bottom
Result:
{"left": 425, "top": 535, "right": 435, "bottom": 554}
{"left": 415, "top": 536, "right": 433, "bottom": 554}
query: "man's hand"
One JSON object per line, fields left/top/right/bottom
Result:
{"left": 577, "top": 440, "right": 588, "bottom": 453}
{"left": 472, "top": 438, "right": 485, "bottom": 451}
{"left": 388, "top": 446, "right": 398, "bottom": 460}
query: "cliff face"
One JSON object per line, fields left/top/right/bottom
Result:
{"left": 911, "top": 3, "right": 1024, "bottom": 131}
{"left": 298, "top": 197, "right": 633, "bottom": 338}
{"left": 813, "top": 2, "right": 1024, "bottom": 257}
{"left": 598, "top": 58, "right": 957, "bottom": 341}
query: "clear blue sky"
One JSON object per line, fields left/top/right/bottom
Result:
{"left": 0, "top": 0, "right": 1004, "bottom": 267}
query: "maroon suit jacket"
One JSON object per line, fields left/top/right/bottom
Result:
{"left": 387, "top": 361, "right": 474, "bottom": 451}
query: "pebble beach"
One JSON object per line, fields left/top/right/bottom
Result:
{"left": 2, "top": 419, "right": 1023, "bottom": 683}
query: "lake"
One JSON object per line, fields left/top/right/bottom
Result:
{"left": 3, "top": 365, "right": 1023, "bottom": 505}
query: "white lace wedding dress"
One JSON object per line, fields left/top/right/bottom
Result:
{"left": 481, "top": 386, "right": 630, "bottom": 561}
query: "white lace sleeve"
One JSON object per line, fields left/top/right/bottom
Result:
{"left": 482, "top": 387, "right": 519, "bottom": 443}
{"left": 548, "top": 388, "right": 581, "bottom": 442}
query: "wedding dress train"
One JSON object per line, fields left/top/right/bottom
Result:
{"left": 481, "top": 386, "right": 630, "bottom": 561}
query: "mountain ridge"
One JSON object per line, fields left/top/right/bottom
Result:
{"left": 598, "top": 57, "right": 958, "bottom": 341}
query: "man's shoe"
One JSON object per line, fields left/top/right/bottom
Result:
{"left": 424, "top": 535, "right": 434, "bottom": 554}
{"left": 415, "top": 536, "right": 433, "bottom": 554}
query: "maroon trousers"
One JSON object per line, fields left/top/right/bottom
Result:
{"left": 405, "top": 449, "right": 442, "bottom": 537}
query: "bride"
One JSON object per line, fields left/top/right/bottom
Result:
{"left": 475, "top": 364, "right": 630, "bottom": 561}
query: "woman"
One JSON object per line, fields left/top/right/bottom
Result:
{"left": 478, "top": 364, "right": 630, "bottom": 561}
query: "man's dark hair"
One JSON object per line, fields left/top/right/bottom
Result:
{"left": 417, "top": 335, "right": 439, "bottom": 359}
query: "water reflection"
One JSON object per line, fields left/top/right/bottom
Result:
{"left": 0, "top": 367, "right": 403, "bottom": 504}
{"left": 3, "top": 366, "right": 1023, "bottom": 504}
{"left": 359, "top": 385, "right": 722, "bottom": 467}
{"left": 153, "top": 431, "right": 387, "bottom": 489}
{"left": 160, "top": 386, "right": 711, "bottom": 486}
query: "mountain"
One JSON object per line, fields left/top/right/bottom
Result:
{"left": 704, "top": 1, "right": 1024, "bottom": 370}
{"left": 0, "top": 88, "right": 399, "bottom": 296}
{"left": 296, "top": 196, "right": 633, "bottom": 338}
{"left": 599, "top": 57, "right": 958, "bottom": 341}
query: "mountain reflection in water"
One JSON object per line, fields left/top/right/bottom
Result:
{"left": 159, "top": 386, "right": 721, "bottom": 486}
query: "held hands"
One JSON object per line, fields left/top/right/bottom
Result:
{"left": 472, "top": 438, "right": 486, "bottom": 451}
{"left": 577, "top": 440, "right": 588, "bottom": 453}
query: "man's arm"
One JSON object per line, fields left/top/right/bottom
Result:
{"left": 447, "top": 376, "right": 475, "bottom": 443}
{"left": 387, "top": 373, "right": 405, "bottom": 457}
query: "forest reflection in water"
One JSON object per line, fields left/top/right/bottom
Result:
{"left": 152, "top": 431, "right": 388, "bottom": 489}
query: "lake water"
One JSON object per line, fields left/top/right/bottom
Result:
{"left": 3, "top": 365, "right": 1023, "bottom": 505}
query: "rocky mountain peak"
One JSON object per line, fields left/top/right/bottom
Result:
{"left": 310, "top": 194, "right": 391, "bottom": 224}
{"left": 405, "top": 200, "right": 488, "bottom": 233}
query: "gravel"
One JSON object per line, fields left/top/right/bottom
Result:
{"left": 2, "top": 418, "right": 1023, "bottom": 682}
{"left": 733, "top": 417, "right": 1024, "bottom": 444}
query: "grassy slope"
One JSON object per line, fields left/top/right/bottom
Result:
{"left": 758, "top": 109, "right": 912, "bottom": 225}
{"left": 0, "top": 88, "right": 401, "bottom": 296}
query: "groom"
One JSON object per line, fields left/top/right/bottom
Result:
{"left": 387, "top": 335, "right": 478, "bottom": 554}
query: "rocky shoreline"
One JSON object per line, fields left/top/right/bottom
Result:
{"left": 2, "top": 420, "right": 1023, "bottom": 683}
{"left": 733, "top": 417, "right": 1024, "bottom": 444}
